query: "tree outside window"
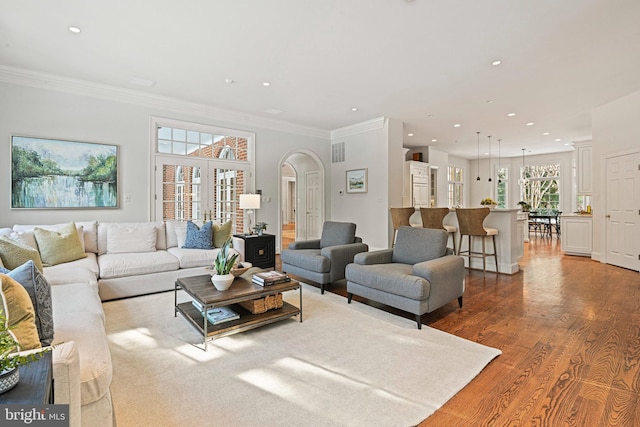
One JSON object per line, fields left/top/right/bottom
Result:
{"left": 521, "top": 164, "right": 560, "bottom": 211}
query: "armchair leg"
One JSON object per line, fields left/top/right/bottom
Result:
{"left": 347, "top": 293, "right": 353, "bottom": 303}
{"left": 415, "top": 314, "right": 422, "bottom": 329}
{"left": 458, "top": 296, "right": 463, "bottom": 308}
{"left": 320, "top": 284, "right": 325, "bottom": 294}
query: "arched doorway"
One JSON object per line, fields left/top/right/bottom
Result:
{"left": 278, "top": 151, "right": 325, "bottom": 253}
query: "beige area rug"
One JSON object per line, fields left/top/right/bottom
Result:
{"left": 104, "top": 283, "right": 501, "bottom": 427}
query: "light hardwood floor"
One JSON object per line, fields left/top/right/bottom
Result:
{"left": 278, "top": 235, "right": 640, "bottom": 426}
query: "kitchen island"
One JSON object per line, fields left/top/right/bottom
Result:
{"left": 410, "top": 208, "right": 524, "bottom": 274}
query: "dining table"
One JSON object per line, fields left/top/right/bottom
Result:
{"left": 528, "top": 210, "right": 561, "bottom": 237}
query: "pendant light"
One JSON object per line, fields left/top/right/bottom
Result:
{"left": 497, "top": 139, "right": 502, "bottom": 183}
{"left": 476, "top": 131, "right": 481, "bottom": 181}
{"left": 487, "top": 135, "right": 492, "bottom": 182}
{"left": 517, "top": 148, "right": 529, "bottom": 185}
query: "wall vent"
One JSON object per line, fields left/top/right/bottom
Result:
{"left": 332, "top": 142, "right": 345, "bottom": 163}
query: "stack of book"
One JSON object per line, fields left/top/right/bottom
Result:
{"left": 192, "top": 301, "right": 239, "bottom": 325}
{"left": 252, "top": 271, "right": 290, "bottom": 286}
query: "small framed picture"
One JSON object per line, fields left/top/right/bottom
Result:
{"left": 346, "top": 168, "right": 368, "bottom": 193}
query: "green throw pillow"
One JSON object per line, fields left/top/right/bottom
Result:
{"left": 34, "top": 222, "right": 87, "bottom": 266}
{"left": 0, "top": 236, "right": 44, "bottom": 272}
{"left": 0, "top": 273, "right": 42, "bottom": 351}
{"left": 213, "top": 220, "right": 233, "bottom": 248}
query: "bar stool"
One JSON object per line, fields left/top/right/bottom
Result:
{"left": 455, "top": 208, "right": 499, "bottom": 274}
{"left": 419, "top": 207, "right": 457, "bottom": 254}
{"left": 389, "top": 207, "right": 415, "bottom": 247}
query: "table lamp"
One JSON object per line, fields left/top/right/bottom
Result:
{"left": 239, "top": 194, "right": 261, "bottom": 235}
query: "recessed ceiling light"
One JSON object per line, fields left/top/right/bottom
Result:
{"left": 68, "top": 26, "right": 81, "bottom": 33}
{"left": 507, "top": 113, "right": 516, "bottom": 117}
{"left": 526, "top": 122, "right": 535, "bottom": 126}
{"left": 543, "top": 132, "right": 550, "bottom": 135}
{"left": 427, "top": 114, "right": 434, "bottom": 118}
{"left": 453, "top": 123, "right": 461, "bottom": 128}
{"left": 486, "top": 100, "right": 494, "bottom": 104}
{"left": 351, "top": 107, "right": 358, "bottom": 112}
{"left": 484, "top": 152, "right": 489, "bottom": 156}
{"left": 431, "top": 139, "right": 437, "bottom": 142}
{"left": 224, "top": 78, "right": 235, "bottom": 84}
{"left": 564, "top": 143, "right": 572, "bottom": 146}
{"left": 555, "top": 138, "right": 562, "bottom": 142}
{"left": 264, "top": 108, "right": 283, "bottom": 115}
{"left": 262, "top": 82, "right": 271, "bottom": 87}
{"left": 407, "top": 133, "right": 414, "bottom": 137}
{"left": 491, "top": 60, "right": 502, "bottom": 66}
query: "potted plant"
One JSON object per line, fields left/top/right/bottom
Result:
{"left": 0, "top": 315, "right": 50, "bottom": 394}
{"left": 209, "top": 239, "right": 239, "bottom": 291}
{"left": 517, "top": 201, "right": 531, "bottom": 212}
{"left": 480, "top": 198, "right": 498, "bottom": 209}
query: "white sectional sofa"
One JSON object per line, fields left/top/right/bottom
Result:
{"left": 0, "top": 220, "right": 245, "bottom": 427}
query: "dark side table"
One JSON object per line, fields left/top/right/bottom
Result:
{"left": 234, "top": 233, "right": 276, "bottom": 269}
{"left": 0, "top": 351, "right": 53, "bottom": 404}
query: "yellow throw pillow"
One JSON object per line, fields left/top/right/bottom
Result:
{"left": 0, "top": 274, "right": 41, "bottom": 351}
{"left": 0, "top": 236, "right": 44, "bottom": 272}
{"left": 34, "top": 222, "right": 87, "bottom": 266}
{"left": 213, "top": 220, "right": 233, "bottom": 248}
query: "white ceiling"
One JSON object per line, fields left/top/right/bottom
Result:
{"left": 2, "top": 0, "right": 640, "bottom": 159}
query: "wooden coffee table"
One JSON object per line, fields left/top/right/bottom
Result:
{"left": 175, "top": 269, "right": 302, "bottom": 350}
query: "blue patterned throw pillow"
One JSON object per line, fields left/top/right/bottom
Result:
{"left": 182, "top": 221, "right": 213, "bottom": 249}
{"left": 0, "top": 260, "right": 54, "bottom": 346}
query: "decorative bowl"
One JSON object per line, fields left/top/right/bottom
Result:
{"left": 231, "top": 262, "right": 252, "bottom": 277}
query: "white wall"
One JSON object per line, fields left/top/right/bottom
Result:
{"left": 330, "top": 117, "right": 403, "bottom": 250}
{"left": 592, "top": 88, "right": 640, "bottom": 262}
{"left": 0, "top": 81, "right": 331, "bottom": 232}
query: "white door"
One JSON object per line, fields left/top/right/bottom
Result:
{"left": 606, "top": 152, "right": 640, "bottom": 271}
{"left": 155, "top": 157, "right": 209, "bottom": 221}
{"left": 305, "top": 171, "right": 321, "bottom": 239}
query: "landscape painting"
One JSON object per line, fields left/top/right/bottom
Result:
{"left": 346, "top": 168, "right": 367, "bottom": 193}
{"left": 11, "top": 136, "right": 118, "bottom": 209}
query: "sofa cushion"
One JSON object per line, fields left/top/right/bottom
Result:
{"left": 106, "top": 224, "right": 157, "bottom": 254}
{"left": 0, "top": 273, "right": 41, "bottom": 351}
{"left": 281, "top": 249, "right": 330, "bottom": 273}
{"left": 391, "top": 227, "right": 448, "bottom": 265}
{"left": 51, "top": 282, "right": 105, "bottom": 321}
{"left": 34, "top": 222, "right": 87, "bottom": 266}
{"left": 319, "top": 221, "right": 356, "bottom": 248}
{"left": 13, "top": 223, "right": 89, "bottom": 253}
{"left": 43, "top": 253, "right": 99, "bottom": 286}
{"left": 183, "top": 221, "right": 213, "bottom": 249}
{"left": 1, "top": 260, "right": 54, "bottom": 346}
{"left": 98, "top": 250, "right": 180, "bottom": 279}
{"left": 52, "top": 310, "right": 111, "bottom": 406}
{"left": 6, "top": 231, "right": 38, "bottom": 250}
{"left": 345, "top": 263, "right": 430, "bottom": 300}
{"left": 166, "top": 220, "right": 190, "bottom": 248}
{"left": 213, "top": 220, "right": 233, "bottom": 248}
{"left": 167, "top": 247, "right": 217, "bottom": 269}
{"left": 0, "top": 235, "right": 44, "bottom": 272}
{"left": 98, "top": 222, "right": 167, "bottom": 255}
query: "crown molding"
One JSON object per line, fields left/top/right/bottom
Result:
{"left": 0, "top": 65, "right": 330, "bottom": 140}
{"left": 330, "top": 117, "right": 386, "bottom": 140}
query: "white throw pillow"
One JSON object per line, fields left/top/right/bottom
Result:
{"left": 106, "top": 225, "right": 157, "bottom": 254}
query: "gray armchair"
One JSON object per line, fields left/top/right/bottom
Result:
{"left": 345, "top": 226, "right": 464, "bottom": 329}
{"left": 281, "top": 221, "right": 368, "bottom": 294}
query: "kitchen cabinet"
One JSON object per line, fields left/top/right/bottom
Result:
{"left": 575, "top": 142, "right": 592, "bottom": 194}
{"left": 560, "top": 214, "right": 592, "bottom": 256}
{"left": 403, "top": 161, "right": 430, "bottom": 208}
